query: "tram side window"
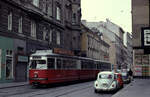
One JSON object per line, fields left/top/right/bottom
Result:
{"left": 101, "top": 62, "right": 105, "bottom": 71}
{"left": 81, "top": 60, "right": 85, "bottom": 69}
{"left": 101, "top": 62, "right": 107, "bottom": 71}
{"left": 66, "top": 59, "right": 72, "bottom": 69}
{"left": 89, "top": 61, "right": 94, "bottom": 69}
{"left": 87, "top": 61, "right": 90, "bottom": 69}
{"left": 62, "top": 59, "right": 67, "bottom": 69}
{"left": 93, "top": 62, "right": 96, "bottom": 69}
{"left": 81, "top": 60, "right": 88, "bottom": 69}
{"left": 62, "top": 59, "right": 72, "bottom": 69}
{"left": 68, "top": 59, "right": 77, "bottom": 69}
{"left": 95, "top": 62, "right": 99, "bottom": 69}
{"left": 57, "top": 59, "right": 62, "bottom": 69}
{"left": 72, "top": 60, "right": 77, "bottom": 69}
{"left": 97, "top": 62, "right": 101, "bottom": 70}
{"left": 47, "top": 58, "right": 55, "bottom": 69}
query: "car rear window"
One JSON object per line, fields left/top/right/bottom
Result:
{"left": 99, "top": 74, "right": 112, "bottom": 79}
{"left": 122, "top": 72, "right": 127, "bottom": 76}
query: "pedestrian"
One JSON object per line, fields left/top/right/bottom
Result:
{"left": 128, "top": 69, "right": 133, "bottom": 81}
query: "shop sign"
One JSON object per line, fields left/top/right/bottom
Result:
{"left": 135, "top": 55, "right": 142, "bottom": 65}
{"left": 53, "top": 48, "right": 74, "bottom": 56}
{"left": 134, "top": 65, "right": 142, "bottom": 76}
{"left": 134, "top": 49, "right": 144, "bottom": 55}
{"left": 18, "top": 56, "right": 28, "bottom": 62}
{"left": 142, "top": 55, "right": 149, "bottom": 65}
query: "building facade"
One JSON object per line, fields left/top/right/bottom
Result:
{"left": 132, "top": 0, "right": 150, "bottom": 77}
{"left": 82, "top": 19, "right": 126, "bottom": 71}
{"left": 81, "top": 24, "right": 109, "bottom": 61}
{"left": 0, "top": 0, "right": 81, "bottom": 83}
{"left": 125, "top": 32, "right": 133, "bottom": 69}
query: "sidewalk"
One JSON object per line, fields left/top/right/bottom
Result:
{"left": 112, "top": 79, "right": 150, "bottom": 97}
{"left": 0, "top": 82, "right": 28, "bottom": 89}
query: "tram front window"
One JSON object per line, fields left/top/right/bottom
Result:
{"left": 30, "top": 60, "right": 47, "bottom": 69}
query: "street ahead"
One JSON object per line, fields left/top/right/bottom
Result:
{"left": 0, "top": 81, "right": 113, "bottom": 97}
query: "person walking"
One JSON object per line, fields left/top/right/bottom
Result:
{"left": 128, "top": 69, "right": 133, "bottom": 81}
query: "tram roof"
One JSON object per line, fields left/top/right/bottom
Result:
{"left": 31, "top": 50, "right": 80, "bottom": 59}
{"left": 30, "top": 50, "right": 110, "bottom": 63}
{"left": 31, "top": 50, "right": 57, "bottom": 56}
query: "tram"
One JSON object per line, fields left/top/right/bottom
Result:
{"left": 29, "top": 50, "right": 111, "bottom": 86}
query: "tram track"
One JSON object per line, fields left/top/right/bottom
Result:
{"left": 2, "top": 81, "right": 93, "bottom": 97}
{"left": 0, "top": 81, "right": 113, "bottom": 97}
{"left": 54, "top": 86, "right": 91, "bottom": 97}
{"left": 27, "top": 81, "right": 93, "bottom": 97}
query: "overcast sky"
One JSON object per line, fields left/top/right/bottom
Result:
{"left": 81, "top": 0, "right": 132, "bottom": 33}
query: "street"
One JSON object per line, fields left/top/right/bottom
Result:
{"left": 0, "top": 81, "right": 114, "bottom": 97}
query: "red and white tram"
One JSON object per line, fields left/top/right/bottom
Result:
{"left": 29, "top": 50, "right": 111, "bottom": 86}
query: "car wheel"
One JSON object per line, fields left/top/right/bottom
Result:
{"left": 94, "top": 89, "right": 98, "bottom": 93}
{"left": 121, "top": 84, "right": 124, "bottom": 88}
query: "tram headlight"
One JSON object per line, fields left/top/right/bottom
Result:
{"left": 34, "top": 74, "right": 38, "bottom": 78}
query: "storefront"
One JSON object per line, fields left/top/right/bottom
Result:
{"left": 13, "top": 39, "right": 28, "bottom": 82}
{"left": 134, "top": 49, "right": 150, "bottom": 77}
{"left": 0, "top": 36, "right": 14, "bottom": 83}
{"left": 15, "top": 55, "right": 28, "bottom": 82}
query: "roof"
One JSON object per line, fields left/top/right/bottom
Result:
{"left": 98, "top": 71, "right": 114, "bottom": 75}
{"left": 31, "top": 50, "right": 56, "bottom": 56}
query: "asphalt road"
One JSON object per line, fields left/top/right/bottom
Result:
{"left": 0, "top": 81, "right": 114, "bottom": 97}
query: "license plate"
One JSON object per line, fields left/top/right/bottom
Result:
{"left": 102, "top": 83, "right": 108, "bottom": 87}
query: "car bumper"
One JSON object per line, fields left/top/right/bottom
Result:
{"left": 95, "top": 87, "right": 116, "bottom": 92}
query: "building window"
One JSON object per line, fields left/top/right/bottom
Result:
{"left": 18, "top": 16, "right": 22, "bottom": 33}
{"left": 43, "top": 28, "right": 46, "bottom": 40}
{"left": 49, "top": 29, "right": 52, "bottom": 42}
{"left": 8, "top": 12, "right": 12, "bottom": 31}
{"left": 32, "top": 0, "right": 39, "bottom": 7}
{"left": 17, "top": 47, "right": 24, "bottom": 54}
{"left": 72, "top": 13, "right": 76, "bottom": 24}
{"left": 43, "top": 28, "right": 49, "bottom": 41}
{"left": 47, "top": 2, "right": 52, "bottom": 16}
{"left": 6, "top": 50, "right": 13, "bottom": 79}
{"left": 56, "top": 6, "right": 61, "bottom": 20}
{"left": 31, "top": 20, "right": 36, "bottom": 38}
{"left": 42, "top": 1, "right": 46, "bottom": 12}
{"left": 56, "top": 31, "right": 61, "bottom": 45}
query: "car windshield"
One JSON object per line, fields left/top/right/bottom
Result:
{"left": 30, "top": 60, "right": 47, "bottom": 69}
{"left": 99, "top": 74, "right": 113, "bottom": 79}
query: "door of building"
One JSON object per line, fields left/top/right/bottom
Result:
{"left": 15, "top": 62, "right": 27, "bottom": 82}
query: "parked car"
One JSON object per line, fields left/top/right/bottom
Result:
{"left": 94, "top": 71, "right": 120, "bottom": 93}
{"left": 115, "top": 73, "right": 124, "bottom": 88}
{"left": 121, "top": 72, "right": 131, "bottom": 84}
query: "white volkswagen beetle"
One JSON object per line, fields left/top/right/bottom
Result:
{"left": 94, "top": 71, "right": 118, "bottom": 93}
